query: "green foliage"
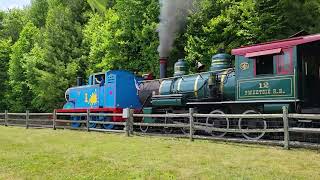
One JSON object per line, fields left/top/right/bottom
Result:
{"left": 0, "top": 39, "right": 11, "bottom": 110}
{"left": 83, "top": 0, "right": 159, "bottom": 76}
{"left": 28, "top": 0, "right": 49, "bottom": 28}
{"left": 29, "top": 3, "right": 84, "bottom": 111}
{"left": 0, "top": 9, "right": 27, "bottom": 42}
{"left": 7, "top": 22, "right": 40, "bottom": 112}
{"left": 185, "top": 0, "right": 260, "bottom": 69}
{"left": 280, "top": 0, "right": 320, "bottom": 35}
{"left": 87, "top": 0, "right": 115, "bottom": 13}
{"left": 185, "top": 0, "right": 320, "bottom": 71}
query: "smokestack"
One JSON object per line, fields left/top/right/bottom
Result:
{"left": 160, "top": 57, "right": 168, "bottom": 78}
{"left": 157, "top": 0, "right": 195, "bottom": 78}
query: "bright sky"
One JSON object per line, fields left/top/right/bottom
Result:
{"left": 0, "top": 0, "right": 31, "bottom": 10}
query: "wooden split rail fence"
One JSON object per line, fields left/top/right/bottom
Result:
{"left": 1, "top": 107, "right": 320, "bottom": 149}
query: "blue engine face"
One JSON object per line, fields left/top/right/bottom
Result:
{"left": 64, "top": 70, "right": 142, "bottom": 110}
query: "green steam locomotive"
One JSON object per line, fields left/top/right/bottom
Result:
{"left": 139, "top": 34, "right": 320, "bottom": 140}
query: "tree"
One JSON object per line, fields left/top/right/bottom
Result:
{"left": 87, "top": 0, "right": 115, "bottom": 13}
{"left": 0, "top": 39, "right": 11, "bottom": 110}
{"left": 280, "top": 0, "right": 320, "bottom": 36}
{"left": 28, "top": 0, "right": 49, "bottom": 28}
{"left": 185, "top": 0, "right": 259, "bottom": 70}
{"left": 83, "top": 0, "right": 159, "bottom": 76}
{"left": 7, "top": 22, "right": 40, "bottom": 112}
{"left": 0, "top": 9, "right": 27, "bottom": 42}
{"left": 29, "top": 3, "right": 83, "bottom": 111}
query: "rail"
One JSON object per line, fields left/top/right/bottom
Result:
{"left": 1, "top": 107, "right": 320, "bottom": 149}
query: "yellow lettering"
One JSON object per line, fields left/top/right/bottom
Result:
{"left": 85, "top": 93, "right": 88, "bottom": 102}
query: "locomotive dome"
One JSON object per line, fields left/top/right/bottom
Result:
{"left": 174, "top": 59, "right": 188, "bottom": 77}
{"left": 210, "top": 53, "right": 232, "bottom": 71}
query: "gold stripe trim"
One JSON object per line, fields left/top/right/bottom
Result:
{"left": 212, "top": 62, "right": 228, "bottom": 65}
{"left": 159, "top": 81, "right": 164, "bottom": 94}
{"left": 194, "top": 76, "right": 200, "bottom": 97}
{"left": 220, "top": 69, "right": 229, "bottom": 94}
{"left": 177, "top": 79, "right": 182, "bottom": 92}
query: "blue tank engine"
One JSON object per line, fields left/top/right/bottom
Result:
{"left": 58, "top": 70, "right": 142, "bottom": 128}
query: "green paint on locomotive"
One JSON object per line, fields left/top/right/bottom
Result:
{"left": 153, "top": 69, "right": 236, "bottom": 107}
{"left": 234, "top": 45, "right": 298, "bottom": 102}
{"left": 152, "top": 53, "right": 236, "bottom": 107}
{"left": 237, "top": 75, "right": 295, "bottom": 100}
{"left": 155, "top": 72, "right": 212, "bottom": 106}
{"left": 151, "top": 98, "right": 185, "bottom": 106}
{"left": 221, "top": 70, "right": 236, "bottom": 101}
{"left": 211, "top": 53, "right": 232, "bottom": 71}
{"left": 174, "top": 59, "right": 188, "bottom": 77}
{"left": 142, "top": 107, "right": 155, "bottom": 123}
{"left": 151, "top": 44, "right": 301, "bottom": 111}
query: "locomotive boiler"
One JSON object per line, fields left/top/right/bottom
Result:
{"left": 151, "top": 53, "right": 236, "bottom": 108}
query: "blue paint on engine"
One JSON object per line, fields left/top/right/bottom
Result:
{"left": 64, "top": 70, "right": 142, "bottom": 110}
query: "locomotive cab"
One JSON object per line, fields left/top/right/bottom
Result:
{"left": 232, "top": 33, "right": 320, "bottom": 114}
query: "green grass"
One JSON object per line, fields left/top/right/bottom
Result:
{"left": 0, "top": 127, "right": 320, "bottom": 179}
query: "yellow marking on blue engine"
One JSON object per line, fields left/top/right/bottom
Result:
{"left": 85, "top": 93, "right": 88, "bottom": 103}
{"left": 89, "top": 92, "right": 98, "bottom": 106}
{"left": 194, "top": 75, "right": 200, "bottom": 97}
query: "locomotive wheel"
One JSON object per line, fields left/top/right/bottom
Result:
{"left": 86, "top": 116, "right": 97, "bottom": 129}
{"left": 71, "top": 116, "right": 81, "bottom": 128}
{"left": 88, "top": 121, "right": 97, "bottom": 129}
{"left": 238, "top": 110, "right": 267, "bottom": 140}
{"left": 102, "top": 116, "right": 114, "bottom": 129}
{"left": 163, "top": 116, "right": 173, "bottom": 134}
{"left": 162, "top": 111, "right": 173, "bottom": 134}
{"left": 180, "top": 117, "right": 195, "bottom": 135}
{"left": 162, "top": 119, "right": 173, "bottom": 134}
{"left": 163, "top": 127, "right": 173, "bottom": 134}
{"left": 206, "top": 110, "right": 229, "bottom": 137}
{"left": 139, "top": 125, "right": 149, "bottom": 133}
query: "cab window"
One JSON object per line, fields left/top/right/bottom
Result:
{"left": 256, "top": 55, "right": 274, "bottom": 75}
{"left": 93, "top": 73, "right": 105, "bottom": 85}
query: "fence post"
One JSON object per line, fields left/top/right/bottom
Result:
{"left": 189, "top": 108, "right": 195, "bottom": 142}
{"left": 86, "top": 109, "right": 90, "bottom": 132}
{"left": 4, "top": 110, "right": 8, "bottom": 127}
{"left": 282, "top": 106, "right": 290, "bottom": 150}
{"left": 26, "top": 110, "right": 29, "bottom": 129}
{"left": 123, "top": 108, "right": 130, "bottom": 137}
{"left": 129, "top": 109, "right": 134, "bottom": 135}
{"left": 53, "top": 109, "right": 56, "bottom": 130}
